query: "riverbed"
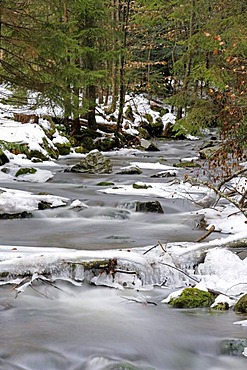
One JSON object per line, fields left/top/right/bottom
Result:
{"left": 0, "top": 139, "right": 246, "bottom": 370}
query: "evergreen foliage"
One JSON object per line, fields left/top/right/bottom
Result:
{"left": 0, "top": 0, "right": 246, "bottom": 161}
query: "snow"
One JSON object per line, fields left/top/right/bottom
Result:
{"left": 0, "top": 187, "right": 68, "bottom": 213}
{"left": 99, "top": 180, "right": 215, "bottom": 202}
{"left": 0, "top": 87, "right": 247, "bottom": 320}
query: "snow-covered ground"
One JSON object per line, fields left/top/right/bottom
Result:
{"left": 0, "top": 87, "right": 247, "bottom": 329}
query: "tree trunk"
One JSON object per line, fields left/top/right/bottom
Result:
{"left": 116, "top": 0, "right": 131, "bottom": 133}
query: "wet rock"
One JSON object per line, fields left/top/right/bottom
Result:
{"left": 169, "top": 288, "right": 216, "bottom": 308}
{"left": 95, "top": 137, "right": 117, "bottom": 152}
{"left": 0, "top": 148, "right": 9, "bottom": 166}
{"left": 117, "top": 165, "right": 143, "bottom": 175}
{"left": 221, "top": 339, "right": 247, "bottom": 356}
{"left": 199, "top": 145, "right": 221, "bottom": 159}
{"left": 212, "top": 302, "right": 229, "bottom": 310}
{"left": 53, "top": 138, "right": 71, "bottom": 155}
{"left": 151, "top": 170, "right": 177, "bottom": 178}
{"left": 97, "top": 181, "right": 115, "bottom": 186}
{"left": 135, "top": 201, "right": 164, "bottom": 214}
{"left": 161, "top": 122, "right": 174, "bottom": 138}
{"left": 38, "top": 201, "right": 53, "bottom": 210}
{"left": 0, "top": 211, "right": 32, "bottom": 219}
{"left": 234, "top": 293, "right": 247, "bottom": 313}
{"left": 150, "top": 117, "right": 164, "bottom": 137}
{"left": 145, "top": 143, "right": 160, "bottom": 152}
{"left": 71, "top": 150, "right": 113, "bottom": 174}
{"left": 173, "top": 161, "right": 200, "bottom": 168}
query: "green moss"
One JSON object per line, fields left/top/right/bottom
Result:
{"left": 173, "top": 161, "right": 200, "bottom": 168}
{"left": 15, "top": 167, "right": 37, "bottom": 177}
{"left": 125, "top": 105, "right": 134, "bottom": 122}
{"left": 97, "top": 181, "right": 115, "bottom": 186}
{"left": 133, "top": 183, "right": 152, "bottom": 190}
{"left": 213, "top": 302, "right": 229, "bottom": 311}
{"left": 144, "top": 113, "right": 154, "bottom": 124}
{"left": 54, "top": 141, "right": 71, "bottom": 155}
{"left": 42, "top": 137, "right": 59, "bottom": 159}
{"left": 169, "top": 288, "right": 216, "bottom": 308}
{"left": 234, "top": 294, "right": 247, "bottom": 313}
{"left": 74, "top": 146, "right": 88, "bottom": 154}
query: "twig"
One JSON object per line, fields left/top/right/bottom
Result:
{"left": 143, "top": 242, "right": 166, "bottom": 255}
{"left": 159, "top": 261, "right": 200, "bottom": 283}
{"left": 158, "top": 241, "right": 166, "bottom": 252}
{"left": 186, "top": 175, "right": 247, "bottom": 218}
{"left": 217, "top": 168, "right": 247, "bottom": 190}
{"left": 38, "top": 278, "right": 73, "bottom": 296}
{"left": 195, "top": 225, "right": 215, "bottom": 242}
{"left": 225, "top": 282, "right": 247, "bottom": 295}
{"left": 143, "top": 244, "right": 159, "bottom": 255}
{"left": 121, "top": 296, "right": 157, "bottom": 306}
{"left": 114, "top": 269, "right": 137, "bottom": 275}
{"left": 30, "top": 285, "right": 52, "bottom": 299}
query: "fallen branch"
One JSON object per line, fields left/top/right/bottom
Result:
{"left": 195, "top": 225, "right": 215, "bottom": 242}
{"left": 121, "top": 295, "right": 157, "bottom": 306}
{"left": 143, "top": 243, "right": 159, "bottom": 255}
{"left": 186, "top": 175, "right": 247, "bottom": 218}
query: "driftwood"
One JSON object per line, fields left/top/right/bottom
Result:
{"left": 195, "top": 225, "right": 215, "bottom": 242}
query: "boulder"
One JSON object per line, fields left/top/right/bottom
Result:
{"left": 117, "top": 165, "right": 143, "bottom": 175}
{"left": 199, "top": 145, "right": 221, "bottom": 159}
{"left": 145, "top": 143, "right": 160, "bottom": 152}
{"left": 221, "top": 339, "right": 247, "bottom": 356}
{"left": 0, "top": 148, "right": 9, "bottom": 166}
{"left": 15, "top": 167, "right": 37, "bottom": 177}
{"left": 71, "top": 150, "right": 113, "bottom": 174}
{"left": 234, "top": 293, "right": 247, "bottom": 313}
{"left": 168, "top": 288, "right": 215, "bottom": 308}
{"left": 0, "top": 211, "right": 32, "bottom": 219}
{"left": 135, "top": 201, "right": 164, "bottom": 213}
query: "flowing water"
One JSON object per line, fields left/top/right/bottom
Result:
{"left": 0, "top": 139, "right": 246, "bottom": 370}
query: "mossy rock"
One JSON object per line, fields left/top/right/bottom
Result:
{"left": 173, "top": 161, "right": 200, "bottom": 168}
{"left": 0, "top": 211, "right": 32, "bottom": 219}
{"left": 212, "top": 302, "right": 229, "bottom": 311}
{"left": 199, "top": 145, "right": 221, "bottom": 159}
{"left": 135, "top": 200, "right": 164, "bottom": 213}
{"left": 41, "top": 137, "right": 59, "bottom": 159}
{"left": 169, "top": 288, "right": 216, "bottom": 308}
{"left": 144, "top": 113, "right": 154, "bottom": 125}
{"left": 15, "top": 167, "right": 37, "bottom": 177}
{"left": 133, "top": 183, "right": 152, "bottom": 190}
{"left": 234, "top": 293, "right": 247, "bottom": 313}
{"left": 74, "top": 146, "right": 88, "bottom": 154}
{"left": 94, "top": 137, "right": 116, "bottom": 152}
{"left": 0, "top": 140, "right": 29, "bottom": 156}
{"left": 150, "top": 117, "right": 164, "bottom": 137}
{"left": 40, "top": 116, "right": 57, "bottom": 138}
{"left": 117, "top": 166, "right": 143, "bottom": 175}
{"left": 31, "top": 157, "right": 43, "bottom": 163}
{"left": 54, "top": 141, "right": 71, "bottom": 155}
{"left": 138, "top": 126, "right": 151, "bottom": 140}
{"left": 97, "top": 181, "right": 115, "bottom": 186}
{"left": 71, "top": 151, "right": 113, "bottom": 174}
